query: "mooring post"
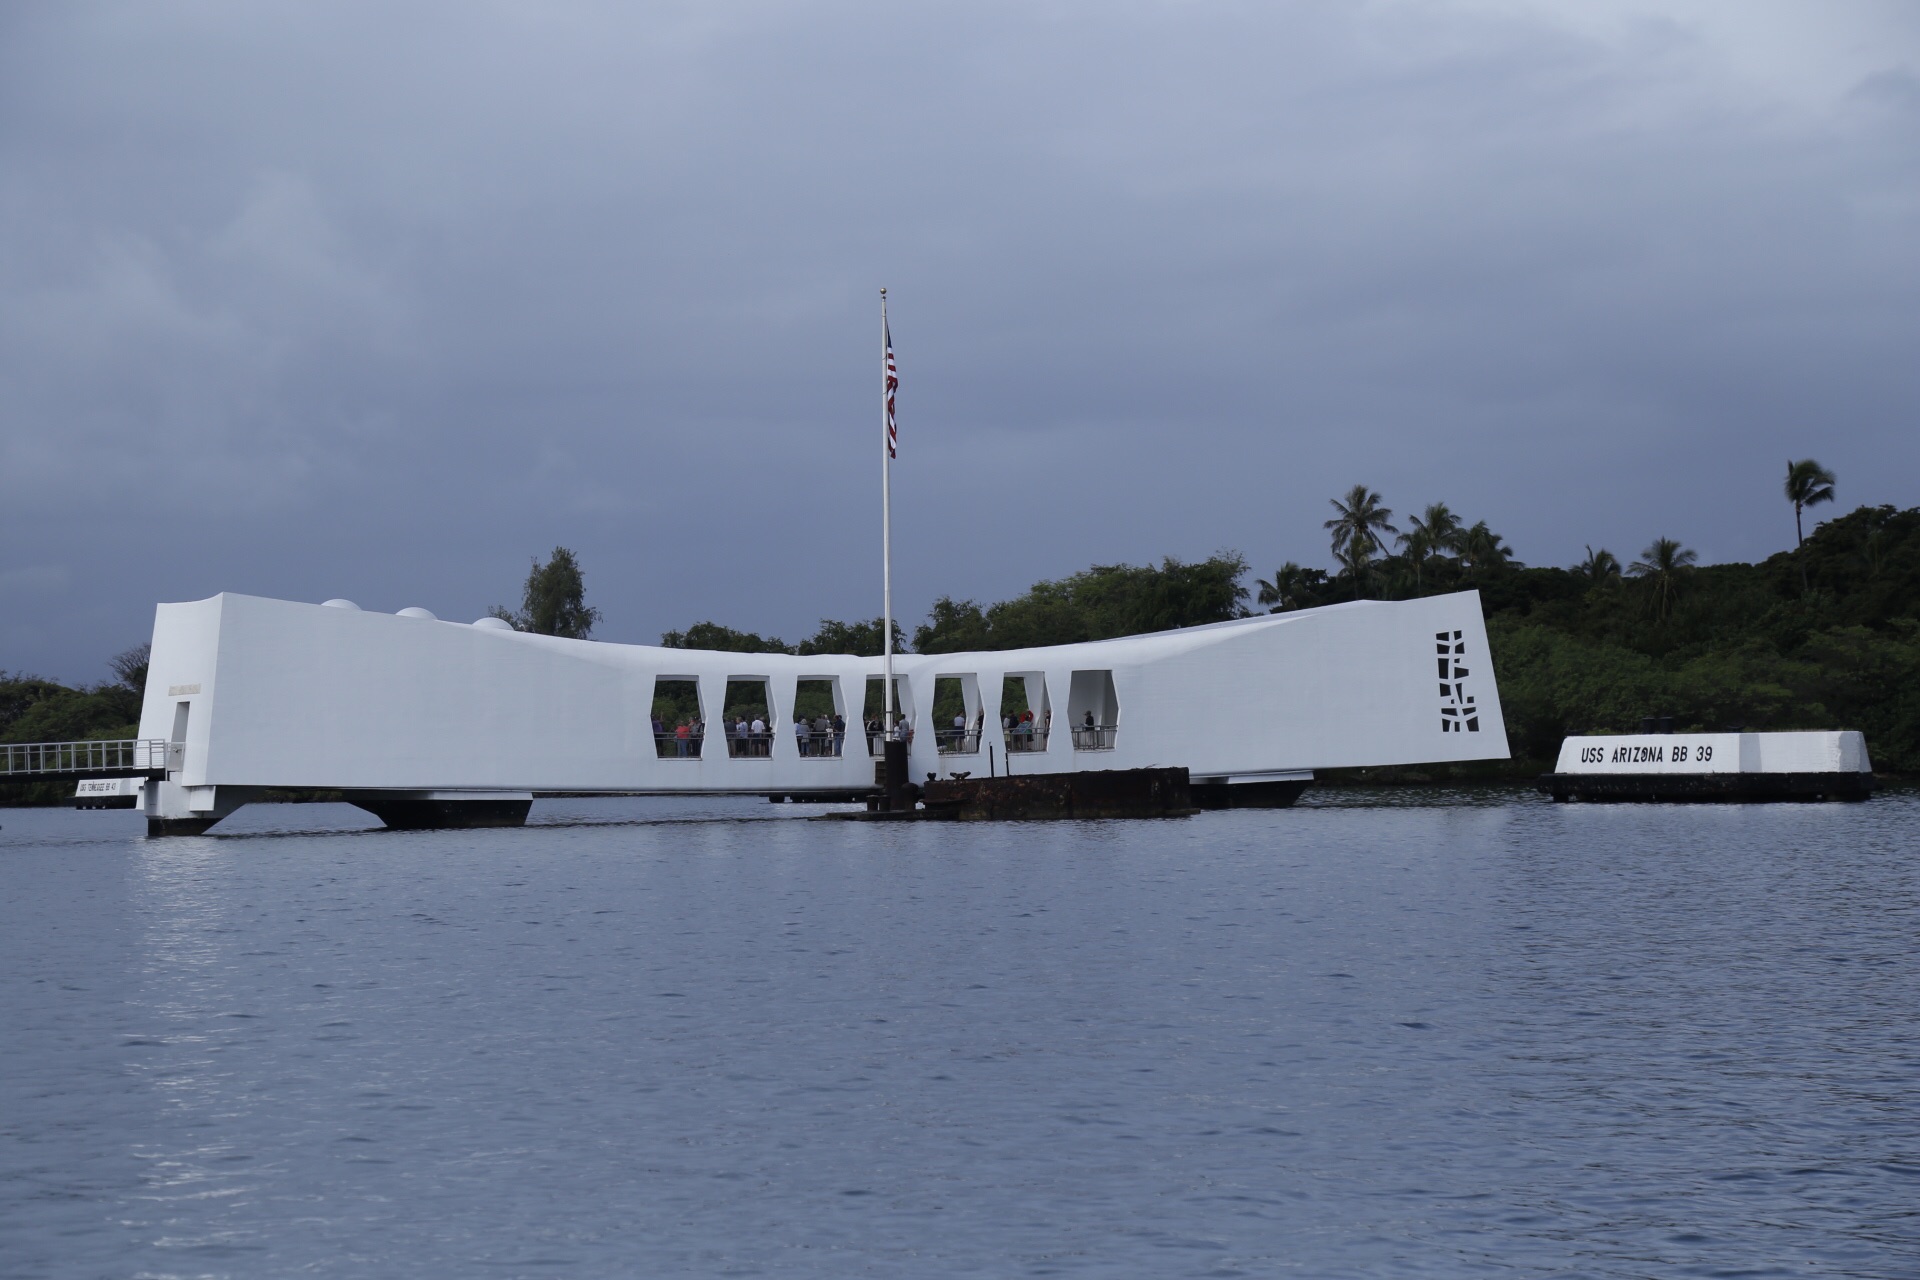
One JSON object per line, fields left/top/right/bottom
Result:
{"left": 883, "top": 739, "right": 908, "bottom": 812}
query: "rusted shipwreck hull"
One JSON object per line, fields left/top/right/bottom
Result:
{"left": 920, "top": 767, "right": 1197, "bottom": 820}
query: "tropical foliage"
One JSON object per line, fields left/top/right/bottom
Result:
{"left": 1785, "top": 458, "right": 1836, "bottom": 549}
{"left": 659, "top": 618, "right": 907, "bottom": 657}
{"left": 491, "top": 546, "right": 602, "bottom": 638}
{"left": 1323, "top": 485, "right": 1397, "bottom": 594}
{"left": 1255, "top": 561, "right": 1329, "bottom": 613}
{"left": 1628, "top": 536, "right": 1698, "bottom": 621}
{"left": 912, "top": 555, "right": 1249, "bottom": 653}
{"left": 659, "top": 621, "right": 795, "bottom": 654}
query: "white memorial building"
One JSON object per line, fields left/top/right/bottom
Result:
{"left": 133, "top": 589, "right": 1510, "bottom": 832}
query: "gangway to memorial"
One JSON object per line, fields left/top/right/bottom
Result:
{"left": 1, "top": 740, "right": 174, "bottom": 785}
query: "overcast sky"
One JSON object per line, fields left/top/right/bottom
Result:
{"left": 3, "top": 1, "right": 1917, "bottom": 683}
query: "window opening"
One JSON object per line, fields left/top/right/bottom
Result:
{"left": 722, "top": 677, "right": 776, "bottom": 758}
{"left": 793, "top": 678, "right": 847, "bottom": 758}
{"left": 1000, "top": 673, "right": 1050, "bottom": 753}
{"left": 863, "top": 676, "right": 914, "bottom": 756}
{"left": 932, "top": 674, "right": 982, "bottom": 754}
{"left": 1068, "top": 670, "right": 1119, "bottom": 750}
{"left": 650, "top": 678, "right": 704, "bottom": 759}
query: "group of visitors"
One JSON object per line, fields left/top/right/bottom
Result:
{"left": 653, "top": 710, "right": 850, "bottom": 758}
{"left": 651, "top": 714, "right": 705, "bottom": 758}
{"left": 1003, "top": 708, "right": 1049, "bottom": 751}
{"left": 724, "top": 715, "right": 773, "bottom": 757}
{"left": 654, "top": 705, "right": 1091, "bottom": 759}
{"left": 864, "top": 716, "right": 914, "bottom": 754}
{"left": 939, "top": 711, "right": 987, "bottom": 754}
{"left": 792, "top": 712, "right": 847, "bottom": 757}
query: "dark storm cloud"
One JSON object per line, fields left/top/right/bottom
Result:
{"left": 3, "top": 2, "right": 1917, "bottom": 680}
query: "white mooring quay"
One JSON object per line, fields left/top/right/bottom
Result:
{"left": 103, "top": 588, "right": 1509, "bottom": 834}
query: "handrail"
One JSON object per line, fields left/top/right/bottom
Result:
{"left": 793, "top": 726, "right": 847, "bottom": 758}
{"left": 936, "top": 729, "right": 982, "bottom": 755}
{"left": 865, "top": 725, "right": 914, "bottom": 757}
{"left": 1071, "top": 724, "right": 1119, "bottom": 750}
{"left": 653, "top": 730, "right": 707, "bottom": 759}
{"left": 0, "top": 739, "right": 174, "bottom": 776}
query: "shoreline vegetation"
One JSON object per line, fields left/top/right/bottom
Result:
{"left": 7, "top": 475, "right": 1916, "bottom": 805}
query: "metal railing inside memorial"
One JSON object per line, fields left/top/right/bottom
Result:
{"left": 721, "top": 728, "right": 775, "bottom": 758}
{"left": 1071, "top": 725, "right": 1118, "bottom": 750}
{"left": 653, "top": 730, "right": 706, "bottom": 759}
{"left": 793, "top": 727, "right": 848, "bottom": 759}
{"left": 1002, "top": 727, "right": 1050, "bottom": 752}
{"left": 866, "top": 725, "right": 915, "bottom": 757}
{"left": 0, "top": 739, "right": 173, "bottom": 777}
{"left": 935, "top": 729, "right": 982, "bottom": 755}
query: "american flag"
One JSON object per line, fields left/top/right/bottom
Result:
{"left": 884, "top": 319, "right": 898, "bottom": 460}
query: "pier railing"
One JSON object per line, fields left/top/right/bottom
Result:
{"left": 0, "top": 739, "right": 175, "bottom": 781}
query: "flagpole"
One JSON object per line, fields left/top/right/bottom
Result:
{"left": 880, "top": 288, "right": 894, "bottom": 737}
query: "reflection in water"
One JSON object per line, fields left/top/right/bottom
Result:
{"left": 1, "top": 792, "right": 1915, "bottom": 1278}
{"left": 127, "top": 840, "right": 271, "bottom": 1254}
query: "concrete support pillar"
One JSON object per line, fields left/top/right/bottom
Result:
{"left": 144, "top": 781, "right": 261, "bottom": 837}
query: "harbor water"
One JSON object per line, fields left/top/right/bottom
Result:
{"left": 2, "top": 790, "right": 1916, "bottom": 1277}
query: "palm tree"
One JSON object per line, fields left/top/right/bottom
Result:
{"left": 1575, "top": 545, "right": 1621, "bottom": 586}
{"left": 1628, "top": 536, "right": 1697, "bottom": 621}
{"left": 1394, "top": 527, "right": 1435, "bottom": 593}
{"left": 1255, "top": 561, "right": 1322, "bottom": 612}
{"left": 1784, "top": 458, "right": 1836, "bottom": 550}
{"left": 1784, "top": 458, "right": 1836, "bottom": 593}
{"left": 1459, "top": 521, "right": 1514, "bottom": 575}
{"left": 1397, "top": 503, "right": 1464, "bottom": 591}
{"left": 1324, "top": 485, "right": 1397, "bottom": 596}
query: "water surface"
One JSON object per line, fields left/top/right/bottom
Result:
{"left": 3, "top": 790, "right": 1916, "bottom": 1277}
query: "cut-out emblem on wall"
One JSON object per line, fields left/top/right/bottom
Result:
{"left": 1437, "top": 630, "right": 1480, "bottom": 732}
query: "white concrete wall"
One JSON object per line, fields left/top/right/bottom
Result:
{"left": 138, "top": 590, "right": 1510, "bottom": 792}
